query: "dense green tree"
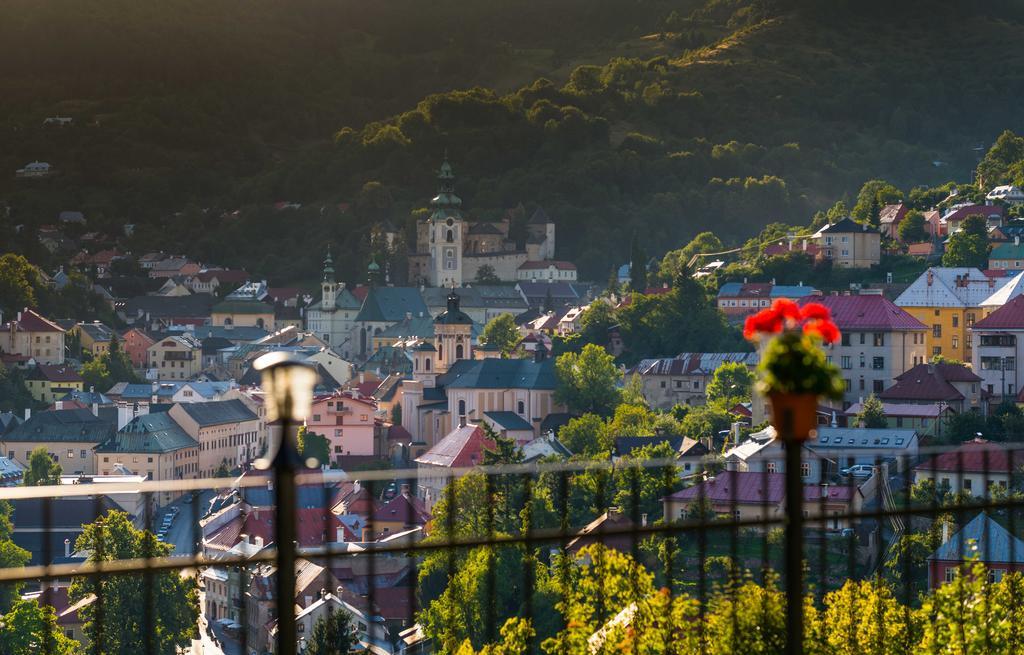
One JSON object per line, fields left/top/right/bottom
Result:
{"left": 558, "top": 413, "right": 612, "bottom": 457}
{"left": 898, "top": 210, "right": 929, "bottom": 243}
{"left": 0, "top": 367, "right": 35, "bottom": 412}
{"left": 474, "top": 264, "right": 501, "bottom": 285}
{"left": 706, "top": 361, "right": 754, "bottom": 404}
{"left": 659, "top": 231, "right": 724, "bottom": 281}
{"left": 304, "top": 606, "right": 356, "bottom": 655}
{"left": 0, "top": 254, "right": 39, "bottom": 317}
{"left": 104, "top": 334, "right": 141, "bottom": 385}
{"left": 554, "top": 344, "right": 621, "bottom": 416}
{"left": 0, "top": 540, "right": 31, "bottom": 613}
{"left": 481, "top": 314, "right": 520, "bottom": 356}
{"left": 80, "top": 357, "right": 113, "bottom": 394}
{"left": 942, "top": 215, "right": 990, "bottom": 268}
{"left": 576, "top": 302, "right": 616, "bottom": 350}
{"left": 629, "top": 233, "right": 648, "bottom": 292}
{"left": 977, "top": 130, "right": 1024, "bottom": 188}
{"left": 857, "top": 394, "right": 888, "bottom": 428}
{"left": 820, "top": 580, "right": 921, "bottom": 655}
{"left": 852, "top": 180, "right": 902, "bottom": 225}
{"left": 945, "top": 409, "right": 987, "bottom": 443}
{"left": 23, "top": 447, "right": 61, "bottom": 486}
{"left": 297, "top": 426, "right": 331, "bottom": 467}
{"left": 0, "top": 599, "right": 78, "bottom": 655}
{"left": 70, "top": 511, "right": 199, "bottom": 655}
{"left": 680, "top": 401, "right": 735, "bottom": 442}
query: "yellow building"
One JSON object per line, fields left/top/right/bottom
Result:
{"left": 210, "top": 299, "right": 274, "bottom": 329}
{"left": 72, "top": 321, "right": 115, "bottom": 358}
{"left": 895, "top": 268, "right": 1003, "bottom": 362}
{"left": 147, "top": 334, "right": 202, "bottom": 380}
{"left": 25, "top": 364, "right": 84, "bottom": 404}
{"left": 812, "top": 217, "right": 881, "bottom": 269}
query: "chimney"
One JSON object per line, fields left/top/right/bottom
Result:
{"left": 927, "top": 270, "right": 934, "bottom": 286}
{"left": 336, "top": 527, "right": 345, "bottom": 543}
{"left": 941, "top": 521, "right": 950, "bottom": 544}
{"left": 459, "top": 415, "right": 467, "bottom": 428}
{"left": 64, "top": 538, "right": 71, "bottom": 558}
{"left": 92, "top": 402, "right": 99, "bottom": 417}
{"left": 55, "top": 400, "right": 63, "bottom": 410}
{"left": 254, "top": 536, "right": 264, "bottom": 548}
{"left": 641, "top": 513, "right": 648, "bottom": 527}
{"left": 24, "top": 408, "right": 31, "bottom": 421}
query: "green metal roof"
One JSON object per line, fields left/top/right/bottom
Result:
{"left": 175, "top": 399, "right": 257, "bottom": 426}
{"left": 990, "top": 242, "right": 1024, "bottom": 260}
{"left": 354, "top": 287, "right": 429, "bottom": 323}
{"left": 484, "top": 411, "right": 534, "bottom": 431}
{"left": 96, "top": 412, "right": 198, "bottom": 454}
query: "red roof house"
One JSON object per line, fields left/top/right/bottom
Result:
{"left": 798, "top": 294, "right": 927, "bottom": 331}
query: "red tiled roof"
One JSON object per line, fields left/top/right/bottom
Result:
{"left": 915, "top": 439, "right": 1024, "bottom": 474}
{"left": 1, "top": 308, "right": 64, "bottom": 333}
{"left": 974, "top": 295, "right": 1024, "bottom": 330}
{"left": 665, "top": 471, "right": 855, "bottom": 505}
{"left": 387, "top": 424, "right": 413, "bottom": 442}
{"left": 206, "top": 508, "right": 354, "bottom": 549}
{"left": 370, "top": 493, "right": 430, "bottom": 526}
{"left": 414, "top": 424, "right": 494, "bottom": 468}
{"left": 879, "top": 203, "right": 908, "bottom": 225}
{"left": 798, "top": 294, "right": 926, "bottom": 331}
{"left": 944, "top": 204, "right": 1004, "bottom": 224}
{"left": 907, "top": 242, "right": 935, "bottom": 256}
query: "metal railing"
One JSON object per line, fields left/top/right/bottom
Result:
{"left": 4, "top": 434, "right": 1024, "bottom": 655}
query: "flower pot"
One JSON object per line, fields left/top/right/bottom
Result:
{"left": 768, "top": 392, "right": 819, "bottom": 441}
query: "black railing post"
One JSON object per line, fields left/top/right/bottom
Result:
{"left": 274, "top": 417, "right": 302, "bottom": 655}
{"left": 782, "top": 413, "right": 804, "bottom": 655}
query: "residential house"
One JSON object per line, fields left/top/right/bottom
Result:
{"left": 557, "top": 305, "right": 589, "bottom": 336}
{"left": 295, "top": 593, "right": 390, "bottom": 653}
{"left": 369, "top": 486, "right": 430, "bottom": 537}
{"left": 482, "top": 411, "right": 535, "bottom": 443}
{"left": 1, "top": 408, "right": 116, "bottom": 475}
{"left": 981, "top": 271, "right": 1024, "bottom": 315}
{"left": 879, "top": 203, "right": 910, "bottom": 240}
{"left": 613, "top": 435, "right": 710, "bottom": 477}
{"left": 415, "top": 423, "right": 495, "bottom": 510}
{"left": 167, "top": 400, "right": 260, "bottom": 476}
{"left": 146, "top": 334, "right": 202, "bottom": 381}
{"left": 515, "top": 281, "right": 583, "bottom": 309}
{"left": 989, "top": 239, "right": 1024, "bottom": 272}
{"left": 187, "top": 269, "right": 250, "bottom": 295}
{"left": 94, "top": 412, "right": 200, "bottom": 505}
{"left": 971, "top": 295, "right": 1024, "bottom": 402}
{"left": 800, "top": 292, "right": 927, "bottom": 407}
{"left": 1, "top": 308, "right": 66, "bottom": 364}
{"left": 927, "top": 512, "right": 1024, "bottom": 589}
{"left": 516, "top": 260, "right": 578, "bottom": 282}
{"left": 148, "top": 257, "right": 200, "bottom": 279}
{"left": 895, "top": 268, "right": 1003, "bottom": 361}
{"left": 629, "top": 353, "right": 759, "bottom": 410}
{"left": 72, "top": 321, "right": 115, "bottom": 358}
{"left": 913, "top": 438, "right": 1024, "bottom": 496}
{"left": 10, "top": 496, "right": 119, "bottom": 566}
{"left": 808, "top": 426, "right": 919, "bottom": 472}
{"left": 878, "top": 362, "right": 983, "bottom": 415}
{"left": 307, "top": 391, "right": 378, "bottom": 465}
{"left": 812, "top": 218, "right": 881, "bottom": 268}
{"left": 942, "top": 203, "right": 1004, "bottom": 234}
{"left": 844, "top": 401, "right": 953, "bottom": 438}
{"left": 119, "top": 293, "right": 215, "bottom": 329}
{"left": 987, "top": 185, "right": 1024, "bottom": 204}
{"left": 724, "top": 435, "right": 828, "bottom": 483}
{"left": 25, "top": 364, "right": 84, "bottom": 404}
{"left": 662, "top": 471, "right": 863, "bottom": 532}
{"left": 16, "top": 161, "right": 52, "bottom": 178}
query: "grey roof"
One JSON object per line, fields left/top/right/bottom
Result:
{"left": 308, "top": 286, "right": 361, "bottom": 312}
{"left": 0, "top": 412, "right": 22, "bottom": 435}
{"left": 467, "top": 222, "right": 504, "bottom": 236}
{"left": 77, "top": 322, "right": 114, "bottom": 341}
{"left": 174, "top": 399, "right": 256, "bottom": 426}
{"left": 4, "top": 408, "right": 115, "bottom": 443}
{"left": 930, "top": 513, "right": 1024, "bottom": 563}
{"left": 185, "top": 325, "right": 270, "bottom": 342}
{"left": 354, "top": 287, "right": 429, "bottom": 323}
{"left": 812, "top": 427, "right": 918, "bottom": 450}
{"left": 97, "top": 412, "right": 198, "bottom": 454}
{"left": 528, "top": 207, "right": 552, "bottom": 225}
{"left": 521, "top": 435, "right": 572, "bottom": 462}
{"left": 895, "top": 268, "right": 1006, "bottom": 309}
{"left": 121, "top": 294, "right": 215, "bottom": 319}
{"left": 59, "top": 390, "right": 113, "bottom": 406}
{"left": 438, "top": 358, "right": 556, "bottom": 390}
{"left": 379, "top": 316, "right": 435, "bottom": 339}
{"left": 817, "top": 217, "right": 879, "bottom": 234}
{"left": 422, "top": 285, "right": 527, "bottom": 312}
{"left": 484, "top": 411, "right": 534, "bottom": 431}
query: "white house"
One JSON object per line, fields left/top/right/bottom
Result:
{"left": 987, "top": 185, "right": 1024, "bottom": 204}
{"left": 16, "top": 161, "right": 52, "bottom": 178}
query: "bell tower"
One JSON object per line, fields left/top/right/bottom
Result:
{"left": 433, "top": 288, "right": 473, "bottom": 374}
{"left": 321, "top": 247, "right": 337, "bottom": 309}
{"left": 428, "top": 156, "right": 464, "bottom": 287}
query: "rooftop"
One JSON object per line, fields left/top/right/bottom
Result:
{"left": 798, "top": 294, "right": 926, "bottom": 331}
{"left": 415, "top": 424, "right": 495, "bottom": 468}
{"left": 173, "top": 399, "right": 256, "bottom": 426}
{"left": 929, "top": 512, "right": 1024, "bottom": 563}
{"left": 4, "top": 408, "right": 115, "bottom": 444}
{"left": 97, "top": 413, "right": 198, "bottom": 454}
{"left": 895, "top": 268, "right": 1005, "bottom": 308}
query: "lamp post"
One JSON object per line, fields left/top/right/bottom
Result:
{"left": 254, "top": 352, "right": 317, "bottom": 655}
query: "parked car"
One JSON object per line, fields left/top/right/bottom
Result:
{"left": 840, "top": 464, "right": 874, "bottom": 479}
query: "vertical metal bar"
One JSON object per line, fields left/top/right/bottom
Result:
{"left": 484, "top": 470, "right": 496, "bottom": 645}
{"left": 144, "top": 490, "right": 155, "bottom": 655}
{"left": 43, "top": 494, "right": 53, "bottom": 655}
{"left": 274, "top": 416, "right": 299, "bottom": 655}
{"left": 92, "top": 495, "right": 104, "bottom": 655}
{"left": 781, "top": 413, "right": 804, "bottom": 655}
{"left": 520, "top": 470, "right": 535, "bottom": 654}
{"left": 366, "top": 476, "right": 377, "bottom": 652}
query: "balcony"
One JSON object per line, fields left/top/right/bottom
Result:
{"left": 4, "top": 440, "right": 1024, "bottom": 655}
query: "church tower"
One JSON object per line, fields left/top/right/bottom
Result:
{"left": 321, "top": 247, "right": 337, "bottom": 309}
{"left": 433, "top": 288, "right": 473, "bottom": 374}
{"left": 428, "top": 157, "right": 464, "bottom": 287}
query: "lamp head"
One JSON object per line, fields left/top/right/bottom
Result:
{"left": 254, "top": 352, "right": 318, "bottom": 423}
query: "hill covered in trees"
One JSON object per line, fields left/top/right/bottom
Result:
{"left": 4, "top": 0, "right": 1024, "bottom": 283}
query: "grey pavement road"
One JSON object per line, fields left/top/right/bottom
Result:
{"left": 153, "top": 490, "right": 215, "bottom": 556}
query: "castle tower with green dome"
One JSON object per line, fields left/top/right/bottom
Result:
{"left": 427, "top": 156, "right": 464, "bottom": 287}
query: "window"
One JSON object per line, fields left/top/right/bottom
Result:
{"left": 800, "top": 462, "right": 810, "bottom": 478}
{"left": 446, "top": 229, "right": 454, "bottom": 243}
{"left": 674, "top": 380, "right": 682, "bottom": 389}
{"left": 967, "top": 313, "right": 976, "bottom": 327}
{"left": 945, "top": 568, "right": 957, "bottom": 583}
{"left": 767, "top": 462, "right": 777, "bottom": 473}
{"left": 872, "top": 356, "right": 884, "bottom": 370}
{"left": 860, "top": 333, "right": 866, "bottom": 345}
{"left": 873, "top": 333, "right": 885, "bottom": 347}
{"left": 458, "top": 400, "right": 466, "bottom": 416}
{"left": 67, "top": 449, "right": 74, "bottom": 459}
{"left": 841, "top": 356, "right": 851, "bottom": 369}
{"left": 455, "top": 344, "right": 464, "bottom": 359}
{"left": 933, "top": 347, "right": 942, "bottom": 356}
{"left": 842, "top": 333, "right": 851, "bottom": 347}
{"left": 517, "top": 400, "right": 525, "bottom": 414}
{"left": 312, "top": 414, "right": 321, "bottom": 422}
{"left": 932, "top": 325, "right": 942, "bottom": 338}
{"left": 660, "top": 380, "right": 666, "bottom": 388}
{"left": 989, "top": 569, "right": 1006, "bottom": 583}
{"left": 859, "top": 378, "right": 865, "bottom": 391}
{"left": 692, "top": 381, "right": 700, "bottom": 389}
{"left": 896, "top": 417, "right": 903, "bottom": 428}
{"left": 844, "top": 379, "right": 851, "bottom": 391}
{"left": 964, "top": 478, "right": 973, "bottom": 492}
{"left": 859, "top": 353, "right": 866, "bottom": 368}
{"left": 952, "top": 315, "right": 959, "bottom": 328}
{"left": 873, "top": 380, "right": 884, "bottom": 393}
{"left": 952, "top": 336, "right": 959, "bottom": 349}
{"left": 425, "top": 358, "right": 431, "bottom": 371}
{"left": 980, "top": 334, "right": 1016, "bottom": 347}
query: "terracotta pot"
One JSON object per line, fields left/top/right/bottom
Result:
{"left": 768, "top": 392, "right": 819, "bottom": 441}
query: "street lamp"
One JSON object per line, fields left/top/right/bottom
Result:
{"left": 254, "top": 352, "right": 317, "bottom": 655}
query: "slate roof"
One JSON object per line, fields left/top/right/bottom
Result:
{"left": 630, "top": 353, "right": 758, "bottom": 377}
{"left": 879, "top": 362, "right": 980, "bottom": 402}
{"left": 59, "top": 389, "right": 113, "bottom": 405}
{"left": 528, "top": 207, "right": 553, "bottom": 225}
{"left": 437, "top": 358, "right": 557, "bottom": 390}
{"left": 174, "top": 399, "right": 256, "bottom": 426}
{"left": 816, "top": 217, "right": 879, "bottom": 234}
{"left": 798, "top": 294, "right": 926, "bottom": 331}
{"left": 914, "top": 438, "right": 1024, "bottom": 474}
{"left": 813, "top": 427, "right": 917, "bottom": 450}
{"left": 97, "top": 413, "right": 198, "bottom": 453}
{"left": 77, "top": 321, "right": 114, "bottom": 341}
{"left": 540, "top": 413, "right": 573, "bottom": 436}
{"left": 0, "top": 309, "right": 64, "bottom": 333}
{"left": 434, "top": 291, "right": 473, "bottom": 325}
{"left": 518, "top": 260, "right": 577, "bottom": 271}
{"left": 415, "top": 424, "right": 494, "bottom": 468}
{"left": 516, "top": 281, "right": 579, "bottom": 305}
{"left": 0, "top": 412, "right": 22, "bottom": 435}
{"left": 4, "top": 408, "right": 115, "bottom": 443}
{"left": 973, "top": 295, "right": 1024, "bottom": 330}
{"left": 370, "top": 493, "right": 430, "bottom": 526}
{"left": 26, "top": 364, "right": 83, "bottom": 383}
{"left": 483, "top": 411, "right": 534, "bottom": 431}
{"left": 929, "top": 512, "right": 1024, "bottom": 563}
{"left": 187, "top": 325, "right": 270, "bottom": 342}
{"left": 895, "top": 268, "right": 1004, "bottom": 308}
{"left": 121, "top": 294, "right": 215, "bottom": 319}
{"left": 355, "top": 287, "right": 429, "bottom": 323}
{"left": 467, "top": 222, "right": 504, "bottom": 235}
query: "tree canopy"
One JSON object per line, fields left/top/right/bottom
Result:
{"left": 23, "top": 447, "right": 61, "bottom": 486}
{"left": 481, "top": 314, "right": 521, "bottom": 357}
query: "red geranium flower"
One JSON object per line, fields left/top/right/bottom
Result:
{"left": 771, "top": 298, "right": 802, "bottom": 322}
{"left": 803, "top": 319, "right": 840, "bottom": 344}
{"left": 744, "top": 307, "right": 783, "bottom": 340}
{"left": 800, "top": 303, "right": 831, "bottom": 322}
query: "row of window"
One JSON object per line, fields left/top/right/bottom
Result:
{"left": 843, "top": 378, "right": 886, "bottom": 393}
{"left": 839, "top": 332, "right": 888, "bottom": 347}
{"left": 836, "top": 355, "right": 885, "bottom": 370}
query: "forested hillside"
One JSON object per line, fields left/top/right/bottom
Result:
{"left": 4, "top": 0, "right": 1024, "bottom": 283}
